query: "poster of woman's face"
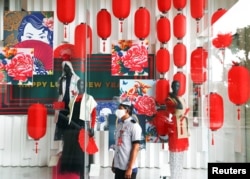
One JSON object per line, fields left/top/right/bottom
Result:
{"left": 3, "top": 11, "right": 54, "bottom": 75}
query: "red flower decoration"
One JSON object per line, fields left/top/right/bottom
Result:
{"left": 212, "top": 33, "right": 232, "bottom": 49}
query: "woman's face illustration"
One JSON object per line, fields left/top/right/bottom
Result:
{"left": 21, "top": 23, "right": 49, "bottom": 44}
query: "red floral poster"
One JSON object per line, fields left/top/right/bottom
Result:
{"left": 111, "top": 40, "right": 149, "bottom": 76}
{"left": 0, "top": 47, "right": 34, "bottom": 85}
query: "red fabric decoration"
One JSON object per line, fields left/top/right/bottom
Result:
{"left": 190, "top": 47, "right": 208, "bottom": 84}
{"left": 155, "top": 78, "right": 169, "bottom": 105}
{"left": 173, "top": 13, "right": 186, "bottom": 39}
{"left": 157, "top": 16, "right": 171, "bottom": 44}
{"left": 134, "top": 7, "right": 150, "bottom": 41}
{"left": 173, "top": 0, "right": 187, "bottom": 10}
{"left": 156, "top": 48, "right": 170, "bottom": 74}
{"left": 74, "top": 23, "right": 92, "bottom": 60}
{"left": 112, "top": 0, "right": 130, "bottom": 32}
{"left": 97, "top": 9, "right": 111, "bottom": 52}
{"left": 56, "top": 0, "right": 75, "bottom": 25}
{"left": 27, "top": 103, "right": 47, "bottom": 153}
{"left": 173, "top": 71, "right": 186, "bottom": 96}
{"left": 157, "top": 0, "right": 171, "bottom": 14}
{"left": 173, "top": 42, "right": 186, "bottom": 68}
{"left": 212, "top": 33, "right": 232, "bottom": 49}
{"left": 211, "top": 8, "right": 227, "bottom": 25}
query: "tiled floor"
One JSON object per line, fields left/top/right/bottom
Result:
{"left": 0, "top": 166, "right": 207, "bottom": 179}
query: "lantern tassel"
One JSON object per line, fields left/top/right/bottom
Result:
{"left": 237, "top": 107, "right": 241, "bottom": 120}
{"left": 196, "top": 20, "right": 200, "bottom": 33}
{"left": 103, "top": 41, "right": 106, "bottom": 52}
{"left": 212, "top": 132, "right": 214, "bottom": 145}
{"left": 120, "top": 21, "right": 123, "bottom": 33}
{"left": 35, "top": 141, "right": 39, "bottom": 154}
{"left": 64, "top": 25, "right": 67, "bottom": 39}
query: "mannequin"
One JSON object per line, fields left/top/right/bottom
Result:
{"left": 165, "top": 80, "right": 189, "bottom": 179}
{"left": 54, "top": 61, "right": 80, "bottom": 140}
{"left": 58, "top": 79, "right": 97, "bottom": 178}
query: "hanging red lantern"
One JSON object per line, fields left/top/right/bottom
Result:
{"left": 56, "top": 0, "right": 75, "bottom": 24}
{"left": 74, "top": 23, "right": 93, "bottom": 61}
{"left": 157, "top": 16, "right": 171, "bottom": 44}
{"left": 173, "top": 0, "right": 187, "bottom": 11}
{"left": 112, "top": 0, "right": 130, "bottom": 32}
{"left": 211, "top": 8, "right": 227, "bottom": 25}
{"left": 57, "top": 0, "right": 75, "bottom": 38}
{"left": 173, "top": 71, "right": 186, "bottom": 96}
{"left": 157, "top": 0, "right": 171, "bottom": 14}
{"left": 212, "top": 33, "right": 232, "bottom": 49}
{"left": 173, "top": 13, "right": 186, "bottom": 39}
{"left": 27, "top": 103, "right": 47, "bottom": 153}
{"left": 228, "top": 62, "right": 250, "bottom": 120}
{"left": 155, "top": 78, "right": 170, "bottom": 105}
{"left": 134, "top": 7, "right": 150, "bottom": 41}
{"left": 97, "top": 9, "right": 112, "bottom": 52}
{"left": 156, "top": 48, "right": 170, "bottom": 74}
{"left": 173, "top": 42, "right": 186, "bottom": 68}
{"left": 190, "top": 0, "right": 205, "bottom": 33}
{"left": 208, "top": 92, "right": 224, "bottom": 145}
{"left": 54, "top": 43, "right": 75, "bottom": 58}
{"left": 190, "top": 47, "right": 208, "bottom": 85}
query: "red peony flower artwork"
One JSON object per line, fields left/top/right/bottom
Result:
{"left": 0, "top": 47, "right": 34, "bottom": 85}
{"left": 112, "top": 40, "right": 149, "bottom": 76}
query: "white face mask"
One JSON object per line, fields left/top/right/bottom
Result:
{"left": 115, "top": 109, "right": 126, "bottom": 119}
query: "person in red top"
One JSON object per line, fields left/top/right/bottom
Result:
{"left": 165, "top": 80, "right": 189, "bottom": 179}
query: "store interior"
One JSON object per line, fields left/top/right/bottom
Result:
{"left": 0, "top": 0, "right": 250, "bottom": 178}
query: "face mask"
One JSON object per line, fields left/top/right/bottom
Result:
{"left": 115, "top": 109, "right": 126, "bottom": 119}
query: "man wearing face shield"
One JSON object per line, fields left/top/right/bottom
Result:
{"left": 111, "top": 101, "right": 142, "bottom": 179}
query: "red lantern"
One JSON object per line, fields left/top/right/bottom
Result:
{"left": 134, "top": 7, "right": 150, "bottom": 41}
{"left": 27, "top": 103, "right": 47, "bottom": 153}
{"left": 74, "top": 23, "right": 93, "bottom": 61}
{"left": 173, "top": 0, "right": 187, "bottom": 10}
{"left": 155, "top": 78, "right": 170, "bottom": 105}
{"left": 211, "top": 8, "right": 227, "bottom": 25}
{"left": 57, "top": 0, "right": 75, "bottom": 24}
{"left": 190, "top": 0, "right": 205, "bottom": 33}
{"left": 173, "top": 42, "right": 186, "bottom": 68}
{"left": 54, "top": 43, "right": 75, "bottom": 58}
{"left": 156, "top": 48, "right": 170, "bottom": 74}
{"left": 97, "top": 9, "right": 112, "bottom": 52}
{"left": 228, "top": 63, "right": 250, "bottom": 119}
{"left": 157, "top": 0, "right": 171, "bottom": 14}
{"left": 212, "top": 33, "right": 232, "bottom": 49}
{"left": 112, "top": 0, "right": 131, "bottom": 32}
{"left": 190, "top": 47, "right": 208, "bottom": 85}
{"left": 173, "top": 71, "right": 186, "bottom": 96}
{"left": 57, "top": 0, "right": 75, "bottom": 38}
{"left": 157, "top": 16, "right": 171, "bottom": 44}
{"left": 208, "top": 92, "right": 224, "bottom": 145}
{"left": 173, "top": 13, "right": 186, "bottom": 39}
